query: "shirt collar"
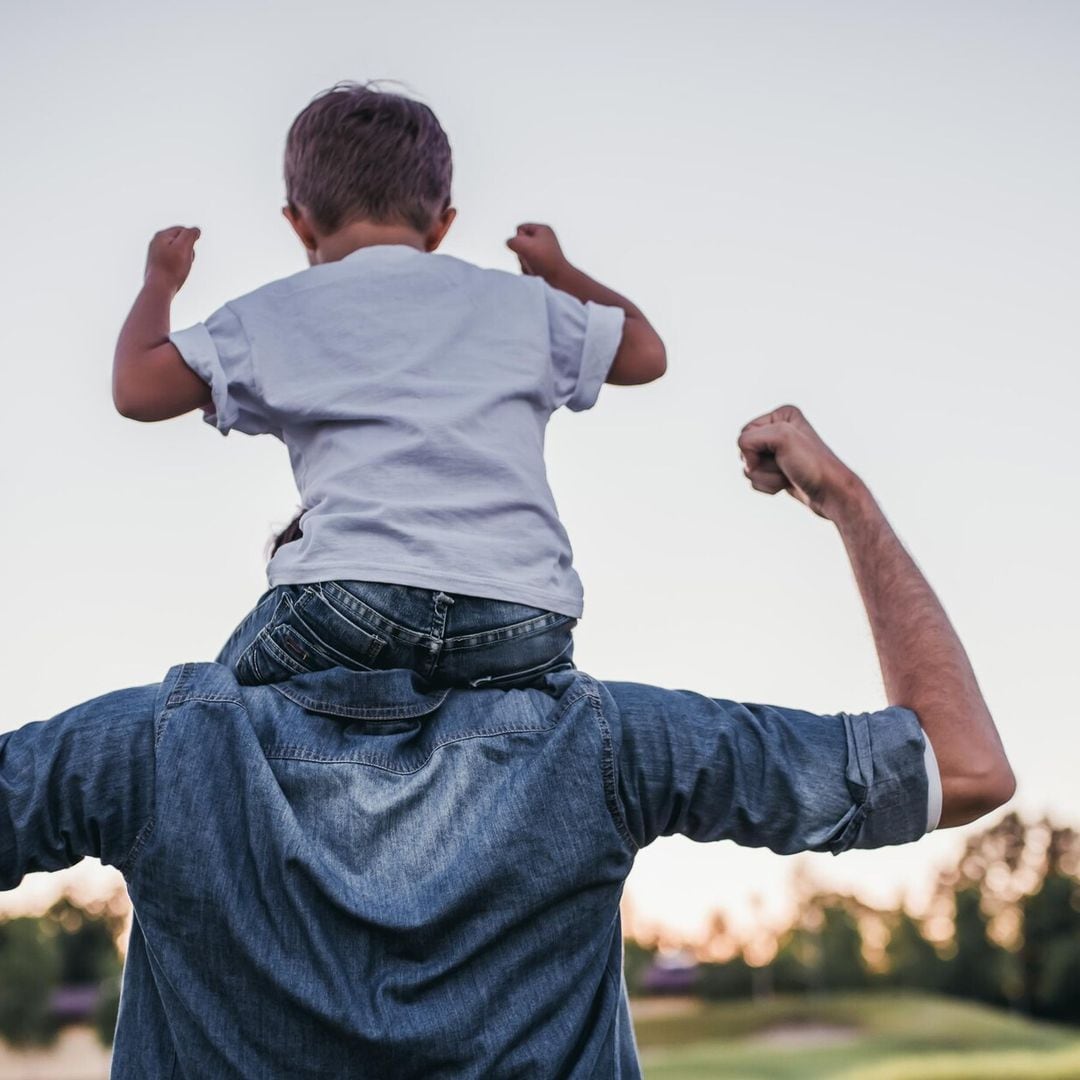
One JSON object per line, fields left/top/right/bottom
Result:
{"left": 340, "top": 244, "right": 424, "bottom": 263}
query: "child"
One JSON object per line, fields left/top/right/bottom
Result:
{"left": 113, "top": 82, "right": 666, "bottom": 688}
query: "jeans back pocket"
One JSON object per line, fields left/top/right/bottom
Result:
{"left": 236, "top": 588, "right": 387, "bottom": 685}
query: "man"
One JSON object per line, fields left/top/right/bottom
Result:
{"left": 0, "top": 407, "right": 1014, "bottom": 1078}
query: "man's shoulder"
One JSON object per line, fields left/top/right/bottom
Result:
{"left": 594, "top": 678, "right": 716, "bottom": 715}
{"left": 156, "top": 662, "right": 248, "bottom": 708}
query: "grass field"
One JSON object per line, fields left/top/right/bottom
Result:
{"left": 632, "top": 992, "right": 1080, "bottom": 1079}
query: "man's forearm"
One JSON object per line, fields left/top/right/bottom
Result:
{"left": 738, "top": 405, "right": 1014, "bottom": 828}
{"left": 833, "top": 483, "right": 1015, "bottom": 826}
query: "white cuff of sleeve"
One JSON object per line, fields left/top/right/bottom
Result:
{"left": 923, "top": 734, "right": 943, "bottom": 833}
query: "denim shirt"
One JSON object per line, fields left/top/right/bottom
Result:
{"left": 0, "top": 664, "right": 931, "bottom": 1078}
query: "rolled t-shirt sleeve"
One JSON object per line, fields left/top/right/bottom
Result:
{"left": 542, "top": 283, "right": 625, "bottom": 412}
{"left": 170, "top": 304, "right": 269, "bottom": 435}
{"left": 606, "top": 682, "right": 934, "bottom": 854}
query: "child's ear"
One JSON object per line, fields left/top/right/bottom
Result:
{"left": 283, "top": 203, "right": 319, "bottom": 257}
{"left": 425, "top": 206, "right": 457, "bottom": 252}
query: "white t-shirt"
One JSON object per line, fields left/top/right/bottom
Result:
{"left": 170, "top": 245, "right": 625, "bottom": 617}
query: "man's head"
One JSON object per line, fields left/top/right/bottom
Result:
{"left": 284, "top": 82, "right": 455, "bottom": 259}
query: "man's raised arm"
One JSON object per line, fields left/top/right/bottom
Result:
{"left": 738, "top": 405, "right": 1015, "bottom": 828}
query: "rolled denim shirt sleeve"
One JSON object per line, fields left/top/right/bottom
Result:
{"left": 170, "top": 303, "right": 269, "bottom": 436}
{"left": 605, "top": 681, "right": 931, "bottom": 854}
{"left": 0, "top": 683, "right": 159, "bottom": 891}
{"left": 835, "top": 705, "right": 932, "bottom": 851}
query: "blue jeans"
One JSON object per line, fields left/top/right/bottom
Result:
{"left": 217, "top": 581, "right": 577, "bottom": 689}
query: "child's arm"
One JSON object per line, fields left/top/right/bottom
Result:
{"left": 113, "top": 226, "right": 212, "bottom": 421}
{"left": 507, "top": 223, "right": 666, "bottom": 385}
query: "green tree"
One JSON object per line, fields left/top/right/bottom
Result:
{"left": 0, "top": 917, "right": 61, "bottom": 1047}
{"left": 817, "top": 903, "right": 868, "bottom": 990}
{"left": 1033, "top": 932, "right": 1080, "bottom": 1023}
{"left": 885, "top": 910, "right": 945, "bottom": 991}
{"left": 765, "top": 895, "right": 868, "bottom": 993}
{"left": 1021, "top": 828, "right": 1080, "bottom": 1019}
{"left": 769, "top": 925, "right": 814, "bottom": 993}
{"left": 943, "top": 887, "right": 1010, "bottom": 1005}
{"left": 622, "top": 938, "right": 656, "bottom": 997}
{"left": 45, "top": 896, "right": 122, "bottom": 986}
{"left": 696, "top": 957, "right": 754, "bottom": 1000}
{"left": 94, "top": 976, "right": 123, "bottom": 1047}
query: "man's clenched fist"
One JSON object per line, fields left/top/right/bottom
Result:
{"left": 738, "top": 405, "right": 863, "bottom": 521}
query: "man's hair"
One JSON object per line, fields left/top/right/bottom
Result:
{"left": 284, "top": 82, "right": 452, "bottom": 234}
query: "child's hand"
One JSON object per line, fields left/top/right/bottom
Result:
{"left": 145, "top": 226, "right": 201, "bottom": 294}
{"left": 506, "top": 224, "right": 570, "bottom": 284}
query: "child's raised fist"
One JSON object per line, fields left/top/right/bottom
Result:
{"left": 506, "top": 224, "right": 569, "bottom": 284}
{"left": 145, "top": 226, "right": 201, "bottom": 294}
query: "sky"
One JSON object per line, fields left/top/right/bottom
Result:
{"left": 2, "top": 0, "right": 1078, "bottom": 940}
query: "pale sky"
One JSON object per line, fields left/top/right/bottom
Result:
{"left": 2, "top": 0, "right": 1078, "bottom": 940}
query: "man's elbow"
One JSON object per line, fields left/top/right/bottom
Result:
{"left": 940, "top": 757, "right": 1016, "bottom": 828}
{"left": 983, "top": 760, "right": 1018, "bottom": 812}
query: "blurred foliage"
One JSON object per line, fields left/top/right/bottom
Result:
{"left": 630, "top": 813, "right": 1080, "bottom": 1028}
{"left": 0, "top": 917, "right": 61, "bottom": 1047}
{"left": 94, "top": 975, "right": 123, "bottom": 1047}
{"left": 764, "top": 898, "right": 869, "bottom": 995}
{"left": 942, "top": 887, "right": 1009, "bottom": 1005}
{"left": 46, "top": 895, "right": 124, "bottom": 986}
{"left": 0, "top": 890, "right": 125, "bottom": 1049}
{"left": 624, "top": 937, "right": 656, "bottom": 997}
{"left": 883, "top": 910, "right": 945, "bottom": 992}
{"left": 696, "top": 956, "right": 755, "bottom": 1000}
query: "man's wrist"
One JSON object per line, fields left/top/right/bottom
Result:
{"left": 826, "top": 470, "right": 878, "bottom": 532}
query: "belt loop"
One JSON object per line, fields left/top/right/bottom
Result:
{"left": 429, "top": 591, "right": 455, "bottom": 643}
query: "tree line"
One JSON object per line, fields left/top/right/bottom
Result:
{"left": 625, "top": 813, "right": 1080, "bottom": 1025}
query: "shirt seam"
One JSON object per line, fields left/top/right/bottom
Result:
{"left": 115, "top": 663, "right": 188, "bottom": 875}
{"left": 583, "top": 679, "right": 638, "bottom": 853}
{"left": 265, "top": 684, "right": 593, "bottom": 774}
{"left": 164, "top": 691, "right": 247, "bottom": 707}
